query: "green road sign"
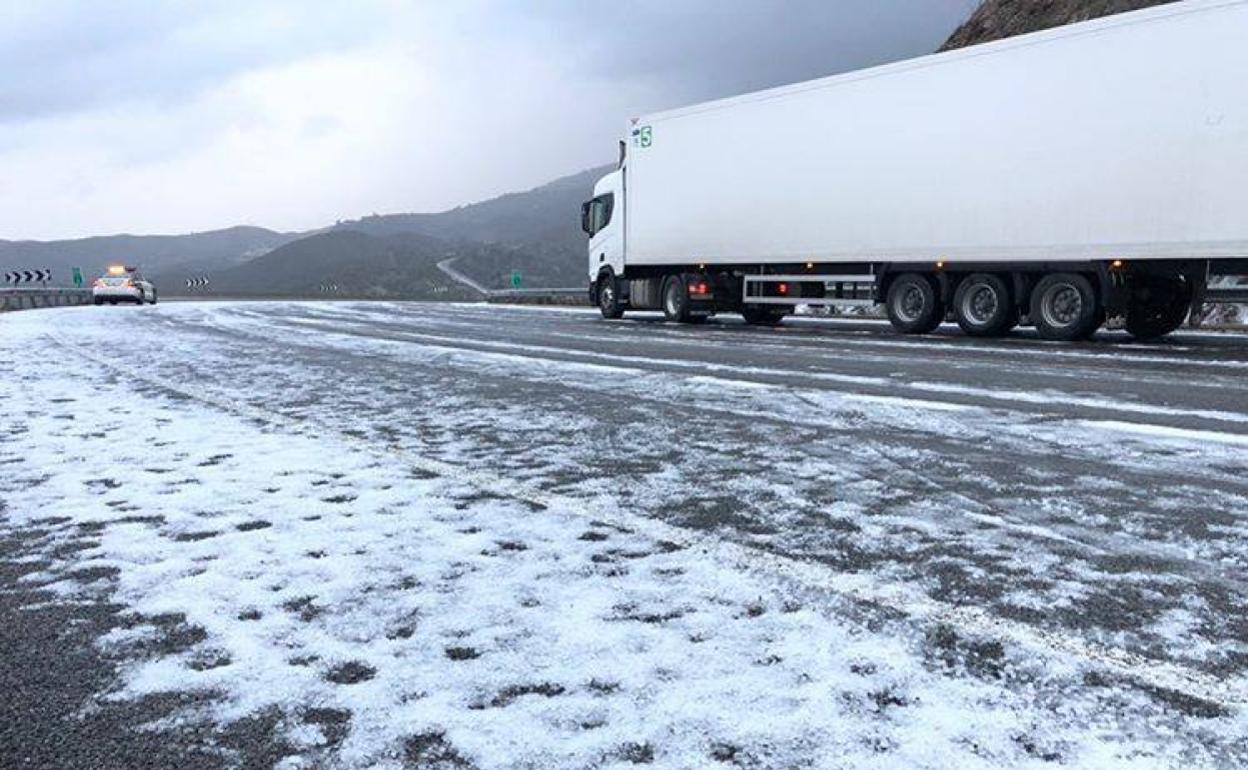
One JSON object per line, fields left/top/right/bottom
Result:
{"left": 72, "top": 267, "right": 83, "bottom": 288}
{"left": 511, "top": 271, "right": 522, "bottom": 289}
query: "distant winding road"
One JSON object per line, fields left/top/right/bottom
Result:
{"left": 435, "top": 256, "right": 491, "bottom": 296}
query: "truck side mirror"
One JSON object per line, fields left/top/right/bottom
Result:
{"left": 581, "top": 201, "right": 593, "bottom": 236}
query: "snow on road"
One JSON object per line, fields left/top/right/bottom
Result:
{"left": 3, "top": 302, "right": 1247, "bottom": 768}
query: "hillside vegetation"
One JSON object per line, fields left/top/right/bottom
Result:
{"left": 205, "top": 230, "right": 478, "bottom": 300}
{"left": 321, "top": 165, "right": 612, "bottom": 293}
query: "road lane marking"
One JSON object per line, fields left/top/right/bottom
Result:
{"left": 277, "top": 313, "right": 1248, "bottom": 430}
{"left": 1085, "top": 420, "right": 1248, "bottom": 447}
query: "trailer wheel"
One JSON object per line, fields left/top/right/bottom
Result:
{"left": 953, "top": 273, "right": 1014, "bottom": 337}
{"left": 885, "top": 273, "right": 943, "bottom": 334}
{"left": 662, "top": 275, "right": 692, "bottom": 322}
{"left": 741, "top": 306, "right": 787, "bottom": 326}
{"left": 1030, "top": 273, "right": 1101, "bottom": 341}
{"left": 597, "top": 272, "right": 624, "bottom": 320}
{"left": 1125, "top": 275, "right": 1191, "bottom": 341}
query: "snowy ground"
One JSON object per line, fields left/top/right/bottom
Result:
{"left": 2, "top": 301, "right": 1247, "bottom": 769}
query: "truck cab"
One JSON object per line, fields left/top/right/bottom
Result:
{"left": 582, "top": 169, "right": 624, "bottom": 310}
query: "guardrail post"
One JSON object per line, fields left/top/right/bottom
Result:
{"left": 0, "top": 288, "right": 95, "bottom": 313}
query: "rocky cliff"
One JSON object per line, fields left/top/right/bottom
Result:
{"left": 941, "top": 0, "right": 1176, "bottom": 50}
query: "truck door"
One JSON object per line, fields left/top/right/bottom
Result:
{"left": 584, "top": 170, "right": 624, "bottom": 282}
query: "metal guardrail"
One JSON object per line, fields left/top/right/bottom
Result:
{"left": 0, "top": 288, "right": 94, "bottom": 313}
{"left": 489, "top": 287, "right": 585, "bottom": 297}
{"left": 486, "top": 287, "right": 588, "bottom": 306}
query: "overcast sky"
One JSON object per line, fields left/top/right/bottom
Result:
{"left": 0, "top": 0, "right": 977, "bottom": 241}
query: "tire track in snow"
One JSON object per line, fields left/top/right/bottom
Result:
{"left": 51, "top": 327, "right": 1248, "bottom": 714}
{"left": 273, "top": 312, "right": 1248, "bottom": 434}
{"left": 223, "top": 305, "right": 1248, "bottom": 586}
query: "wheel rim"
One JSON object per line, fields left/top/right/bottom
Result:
{"left": 1041, "top": 284, "right": 1082, "bottom": 329}
{"left": 895, "top": 285, "right": 926, "bottom": 323}
{"left": 664, "top": 283, "right": 680, "bottom": 316}
{"left": 600, "top": 283, "right": 615, "bottom": 310}
{"left": 961, "top": 284, "right": 998, "bottom": 326}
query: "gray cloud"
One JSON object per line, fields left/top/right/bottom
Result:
{"left": 533, "top": 0, "right": 979, "bottom": 107}
{"left": 0, "top": 2, "right": 381, "bottom": 122}
{"left": 0, "top": 0, "right": 977, "bottom": 240}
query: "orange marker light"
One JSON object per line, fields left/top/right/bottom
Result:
{"left": 778, "top": 283, "right": 789, "bottom": 295}
{"left": 1111, "top": 259, "right": 1125, "bottom": 269}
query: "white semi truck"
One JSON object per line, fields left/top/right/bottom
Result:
{"left": 582, "top": 0, "right": 1248, "bottom": 341}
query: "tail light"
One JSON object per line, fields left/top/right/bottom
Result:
{"left": 688, "top": 280, "right": 711, "bottom": 297}
{"left": 777, "top": 283, "right": 790, "bottom": 295}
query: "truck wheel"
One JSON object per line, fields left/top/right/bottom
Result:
{"left": 953, "top": 273, "right": 1014, "bottom": 337}
{"left": 885, "top": 273, "right": 943, "bottom": 334}
{"left": 662, "top": 275, "right": 693, "bottom": 322}
{"left": 1125, "top": 276, "right": 1191, "bottom": 341}
{"left": 1030, "top": 273, "right": 1101, "bottom": 341}
{"left": 597, "top": 273, "right": 624, "bottom": 319}
{"left": 150, "top": 290, "right": 158, "bottom": 305}
{"left": 741, "top": 306, "right": 787, "bottom": 326}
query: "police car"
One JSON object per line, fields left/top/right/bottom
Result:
{"left": 93, "top": 265, "right": 157, "bottom": 305}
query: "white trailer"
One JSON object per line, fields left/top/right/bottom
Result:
{"left": 582, "top": 0, "right": 1248, "bottom": 340}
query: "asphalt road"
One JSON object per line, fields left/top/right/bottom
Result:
{"left": 3, "top": 301, "right": 1247, "bottom": 768}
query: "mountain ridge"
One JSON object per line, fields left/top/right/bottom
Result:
{"left": 0, "top": 226, "right": 298, "bottom": 287}
{"left": 1, "top": 165, "right": 612, "bottom": 294}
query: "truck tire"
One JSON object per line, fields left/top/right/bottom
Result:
{"left": 741, "top": 306, "right": 787, "bottom": 326}
{"left": 597, "top": 273, "right": 624, "bottom": 319}
{"left": 953, "top": 273, "right": 1015, "bottom": 337}
{"left": 662, "top": 275, "right": 692, "bottom": 322}
{"left": 1125, "top": 276, "right": 1191, "bottom": 341}
{"left": 885, "top": 273, "right": 943, "bottom": 334}
{"left": 1030, "top": 273, "right": 1101, "bottom": 341}
{"left": 150, "top": 290, "right": 159, "bottom": 305}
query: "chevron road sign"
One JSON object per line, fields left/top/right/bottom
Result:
{"left": 319, "top": 283, "right": 340, "bottom": 294}
{"left": 3, "top": 269, "right": 52, "bottom": 284}
{"left": 185, "top": 277, "right": 210, "bottom": 289}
